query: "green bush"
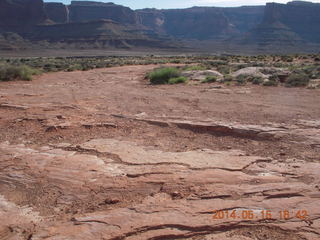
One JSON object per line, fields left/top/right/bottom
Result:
{"left": 223, "top": 74, "right": 234, "bottom": 82}
{"left": 0, "top": 64, "right": 39, "bottom": 81}
{"left": 236, "top": 75, "right": 247, "bottom": 85}
{"left": 269, "top": 74, "right": 280, "bottom": 82}
{"left": 263, "top": 80, "right": 278, "bottom": 86}
{"left": 183, "top": 65, "right": 207, "bottom": 71}
{"left": 168, "top": 76, "right": 188, "bottom": 84}
{"left": 285, "top": 73, "right": 309, "bottom": 87}
{"left": 261, "top": 74, "right": 279, "bottom": 86}
{"left": 148, "top": 67, "right": 180, "bottom": 84}
{"left": 251, "top": 76, "right": 264, "bottom": 85}
{"left": 201, "top": 75, "right": 217, "bottom": 83}
{"left": 217, "top": 65, "right": 231, "bottom": 75}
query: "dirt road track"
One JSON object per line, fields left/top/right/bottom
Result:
{"left": 0, "top": 65, "right": 319, "bottom": 239}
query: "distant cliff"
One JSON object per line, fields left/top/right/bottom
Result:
{"left": 0, "top": 0, "right": 47, "bottom": 32}
{"left": 1, "top": 0, "right": 320, "bottom": 52}
{"left": 44, "top": 2, "right": 69, "bottom": 23}
{"left": 68, "top": 1, "right": 139, "bottom": 25}
{"left": 137, "top": 6, "right": 264, "bottom": 40}
{"left": 153, "top": 8, "right": 234, "bottom": 40}
{"left": 246, "top": 1, "right": 320, "bottom": 44}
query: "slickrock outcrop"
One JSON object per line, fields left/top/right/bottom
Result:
{"left": 0, "top": 140, "right": 319, "bottom": 239}
{"left": 181, "top": 70, "right": 224, "bottom": 81}
{"left": 0, "top": 65, "right": 319, "bottom": 240}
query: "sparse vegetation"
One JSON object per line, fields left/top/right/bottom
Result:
{"left": 217, "top": 65, "right": 231, "bottom": 75}
{"left": 223, "top": 74, "right": 234, "bottom": 82}
{"left": 201, "top": 75, "right": 217, "bottom": 83}
{"left": 148, "top": 67, "right": 180, "bottom": 84}
{"left": 263, "top": 79, "right": 278, "bottom": 86}
{"left": 182, "top": 65, "right": 207, "bottom": 71}
{"left": 251, "top": 76, "right": 264, "bottom": 85}
{"left": 235, "top": 75, "right": 247, "bottom": 85}
{"left": 262, "top": 74, "right": 279, "bottom": 86}
{"left": 0, "top": 64, "right": 40, "bottom": 81}
{"left": 0, "top": 54, "right": 319, "bottom": 87}
{"left": 285, "top": 73, "right": 310, "bottom": 87}
{"left": 168, "top": 76, "right": 188, "bottom": 84}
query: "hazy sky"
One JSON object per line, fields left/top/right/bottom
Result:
{"left": 44, "top": 0, "right": 319, "bottom": 9}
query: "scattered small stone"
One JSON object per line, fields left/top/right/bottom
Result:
{"left": 56, "top": 115, "right": 65, "bottom": 120}
{"left": 104, "top": 198, "right": 120, "bottom": 205}
{"left": 209, "top": 85, "right": 222, "bottom": 89}
{"left": 171, "top": 191, "right": 183, "bottom": 199}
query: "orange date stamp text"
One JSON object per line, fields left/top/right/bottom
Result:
{"left": 212, "top": 209, "right": 309, "bottom": 220}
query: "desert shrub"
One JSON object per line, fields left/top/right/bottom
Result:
{"left": 209, "top": 60, "right": 228, "bottom": 67}
{"left": 67, "top": 64, "right": 83, "bottom": 72}
{"left": 285, "top": 73, "right": 309, "bottom": 87}
{"left": 223, "top": 74, "right": 234, "bottom": 82}
{"left": 0, "top": 64, "right": 39, "bottom": 81}
{"left": 168, "top": 76, "right": 188, "bottom": 84}
{"left": 169, "top": 59, "right": 182, "bottom": 64}
{"left": 81, "top": 64, "right": 94, "bottom": 71}
{"left": 201, "top": 75, "right": 217, "bottom": 83}
{"left": 299, "top": 65, "right": 320, "bottom": 79}
{"left": 217, "top": 65, "right": 231, "bottom": 75}
{"left": 269, "top": 74, "right": 280, "bottom": 82}
{"left": 148, "top": 67, "right": 180, "bottom": 84}
{"left": 251, "top": 76, "right": 264, "bottom": 85}
{"left": 236, "top": 75, "right": 247, "bottom": 85}
{"left": 281, "top": 55, "right": 294, "bottom": 62}
{"left": 263, "top": 79, "right": 278, "bottom": 86}
{"left": 43, "top": 63, "right": 58, "bottom": 72}
{"left": 183, "top": 65, "right": 207, "bottom": 71}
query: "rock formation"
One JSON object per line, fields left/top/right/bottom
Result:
{"left": 0, "top": 0, "right": 47, "bottom": 32}
{"left": 1, "top": 0, "right": 320, "bottom": 51}
{"left": 44, "top": 2, "right": 69, "bottom": 23}
{"left": 0, "top": 64, "right": 319, "bottom": 239}
{"left": 31, "top": 19, "right": 179, "bottom": 49}
{"left": 68, "top": 1, "right": 139, "bottom": 25}
{"left": 137, "top": 6, "right": 264, "bottom": 40}
{"left": 246, "top": 1, "right": 320, "bottom": 44}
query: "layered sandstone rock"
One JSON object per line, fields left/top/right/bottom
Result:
{"left": 246, "top": 1, "right": 320, "bottom": 44}
{"left": 137, "top": 6, "right": 264, "bottom": 40}
{"left": 0, "top": 139, "right": 319, "bottom": 239}
{"left": 0, "top": 0, "right": 47, "bottom": 32}
{"left": 68, "top": 1, "right": 139, "bottom": 25}
{"left": 44, "top": 2, "right": 69, "bottom": 23}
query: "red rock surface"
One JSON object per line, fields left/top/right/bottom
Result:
{"left": 0, "top": 65, "right": 319, "bottom": 239}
